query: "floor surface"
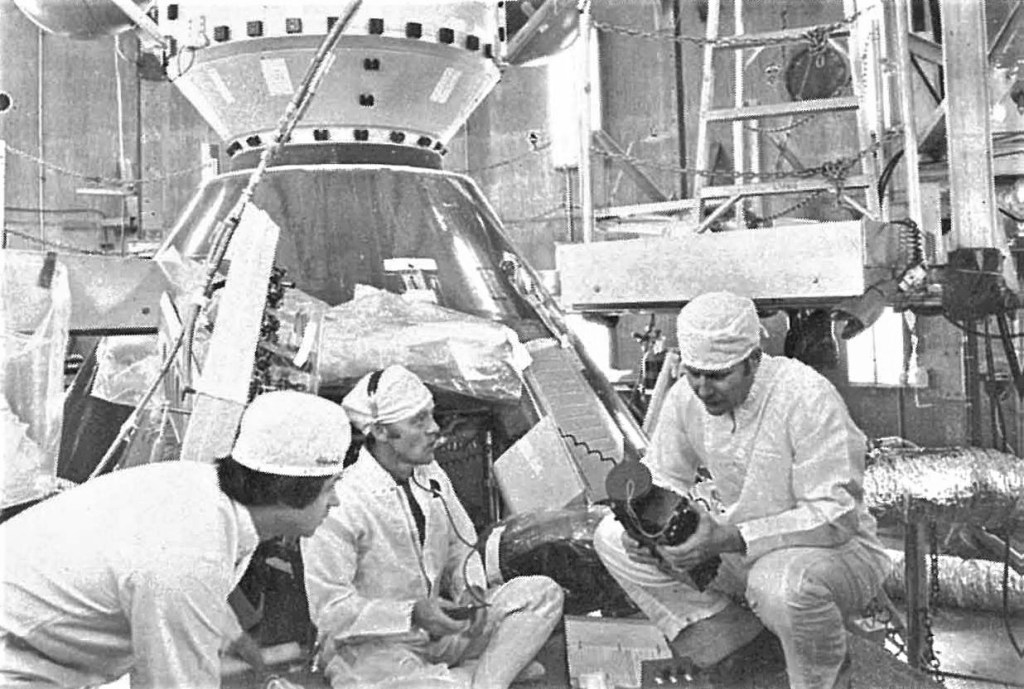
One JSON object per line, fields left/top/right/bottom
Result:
{"left": 220, "top": 608, "right": 1023, "bottom": 689}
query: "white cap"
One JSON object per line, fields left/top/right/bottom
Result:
{"left": 676, "top": 291, "right": 764, "bottom": 371}
{"left": 232, "top": 391, "right": 351, "bottom": 476}
{"left": 342, "top": 365, "right": 433, "bottom": 432}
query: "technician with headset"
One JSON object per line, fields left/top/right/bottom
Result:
{"left": 302, "top": 364, "right": 564, "bottom": 689}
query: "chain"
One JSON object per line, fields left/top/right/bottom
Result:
{"left": 3, "top": 141, "right": 209, "bottom": 186}
{"left": 922, "top": 520, "right": 944, "bottom": 680}
{"left": 760, "top": 188, "right": 830, "bottom": 223}
{"left": 590, "top": 127, "right": 901, "bottom": 186}
{"left": 863, "top": 596, "right": 909, "bottom": 662}
{"left": 2, "top": 227, "right": 121, "bottom": 255}
{"left": 592, "top": 11, "right": 861, "bottom": 50}
{"left": 743, "top": 112, "right": 820, "bottom": 134}
{"left": 804, "top": 25, "right": 833, "bottom": 55}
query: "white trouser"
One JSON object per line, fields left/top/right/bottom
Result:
{"left": 593, "top": 515, "right": 891, "bottom": 689}
{"left": 324, "top": 575, "right": 564, "bottom": 689}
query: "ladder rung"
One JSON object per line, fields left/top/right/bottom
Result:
{"left": 713, "top": 25, "right": 850, "bottom": 50}
{"left": 699, "top": 174, "right": 872, "bottom": 199}
{"left": 706, "top": 96, "right": 860, "bottom": 122}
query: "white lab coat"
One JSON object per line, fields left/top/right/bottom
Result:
{"left": 302, "top": 450, "right": 564, "bottom": 689}
{"left": 0, "top": 462, "right": 258, "bottom": 688}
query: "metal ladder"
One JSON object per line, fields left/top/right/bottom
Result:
{"left": 688, "top": 0, "right": 920, "bottom": 231}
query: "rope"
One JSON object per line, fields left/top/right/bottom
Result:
{"left": 1, "top": 227, "right": 121, "bottom": 255}
{"left": 3, "top": 141, "right": 208, "bottom": 186}
{"left": 453, "top": 135, "right": 552, "bottom": 174}
{"left": 502, "top": 204, "right": 566, "bottom": 225}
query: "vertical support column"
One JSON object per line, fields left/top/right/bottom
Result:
{"left": 731, "top": 0, "right": 745, "bottom": 229}
{"left": 578, "top": 2, "right": 594, "bottom": 243}
{"left": 692, "top": 0, "right": 721, "bottom": 208}
{"left": 941, "top": 0, "right": 1018, "bottom": 286}
{"left": 0, "top": 140, "right": 6, "bottom": 248}
{"left": 892, "top": 0, "right": 923, "bottom": 226}
{"left": 904, "top": 517, "right": 931, "bottom": 671}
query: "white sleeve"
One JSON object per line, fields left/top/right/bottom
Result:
{"left": 124, "top": 566, "right": 229, "bottom": 689}
{"left": 301, "top": 504, "right": 416, "bottom": 641}
{"left": 643, "top": 381, "right": 701, "bottom": 495}
{"left": 737, "top": 379, "right": 866, "bottom": 560}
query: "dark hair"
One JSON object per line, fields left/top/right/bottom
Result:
{"left": 216, "top": 456, "right": 332, "bottom": 509}
{"left": 344, "top": 428, "right": 368, "bottom": 467}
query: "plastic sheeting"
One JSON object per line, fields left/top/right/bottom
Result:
{"left": 86, "top": 334, "right": 179, "bottom": 471}
{"left": 311, "top": 285, "right": 529, "bottom": 401}
{"left": 2, "top": 261, "right": 70, "bottom": 508}
{"left": 91, "top": 335, "right": 163, "bottom": 406}
{"left": 484, "top": 505, "right": 636, "bottom": 616}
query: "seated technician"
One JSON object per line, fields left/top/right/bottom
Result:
{"left": 303, "top": 364, "right": 564, "bottom": 689}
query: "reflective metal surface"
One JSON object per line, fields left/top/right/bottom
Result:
{"left": 158, "top": 164, "right": 549, "bottom": 332}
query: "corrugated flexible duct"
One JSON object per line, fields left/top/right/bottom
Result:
{"left": 864, "top": 445, "right": 1024, "bottom": 612}
{"left": 864, "top": 445, "right": 1024, "bottom": 531}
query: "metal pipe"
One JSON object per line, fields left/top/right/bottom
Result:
{"left": 37, "top": 28, "right": 44, "bottom": 243}
{"left": 672, "top": 0, "right": 687, "bottom": 197}
{"left": 903, "top": 519, "right": 930, "bottom": 672}
{"left": 732, "top": 0, "right": 745, "bottom": 228}
{"left": 577, "top": 0, "right": 594, "bottom": 243}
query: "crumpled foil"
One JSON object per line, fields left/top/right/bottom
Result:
{"left": 307, "top": 285, "right": 529, "bottom": 401}
{"left": 864, "top": 445, "right": 1024, "bottom": 530}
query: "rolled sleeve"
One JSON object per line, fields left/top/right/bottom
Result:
{"left": 737, "top": 382, "right": 865, "bottom": 561}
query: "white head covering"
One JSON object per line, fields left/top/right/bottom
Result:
{"left": 676, "top": 291, "right": 764, "bottom": 371}
{"left": 342, "top": 365, "right": 433, "bottom": 432}
{"left": 232, "top": 391, "right": 351, "bottom": 476}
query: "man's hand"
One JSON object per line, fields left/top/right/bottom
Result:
{"left": 456, "top": 586, "right": 489, "bottom": 639}
{"left": 225, "top": 631, "right": 265, "bottom": 672}
{"left": 620, "top": 503, "right": 744, "bottom": 579}
{"left": 658, "top": 502, "right": 743, "bottom": 572}
{"left": 621, "top": 530, "right": 661, "bottom": 567}
{"left": 412, "top": 597, "right": 471, "bottom": 639}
